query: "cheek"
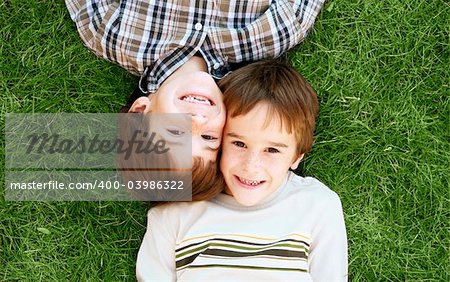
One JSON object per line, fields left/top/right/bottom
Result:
{"left": 268, "top": 156, "right": 294, "bottom": 173}
{"left": 220, "top": 145, "right": 240, "bottom": 171}
{"left": 221, "top": 141, "right": 232, "bottom": 154}
{"left": 211, "top": 116, "right": 226, "bottom": 133}
{"left": 219, "top": 154, "right": 231, "bottom": 173}
{"left": 219, "top": 113, "right": 226, "bottom": 129}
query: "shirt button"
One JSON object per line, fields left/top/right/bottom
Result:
{"left": 213, "top": 63, "right": 220, "bottom": 70}
{"left": 194, "top": 22, "right": 203, "bottom": 31}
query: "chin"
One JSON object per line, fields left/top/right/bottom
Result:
{"left": 233, "top": 195, "right": 262, "bottom": 207}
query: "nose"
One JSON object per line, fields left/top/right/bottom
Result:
{"left": 242, "top": 151, "right": 262, "bottom": 172}
{"left": 191, "top": 114, "right": 208, "bottom": 134}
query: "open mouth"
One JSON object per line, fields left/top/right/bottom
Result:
{"left": 180, "top": 95, "right": 215, "bottom": 106}
{"left": 236, "top": 176, "right": 265, "bottom": 188}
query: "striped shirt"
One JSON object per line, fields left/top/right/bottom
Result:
{"left": 66, "top": 0, "right": 325, "bottom": 93}
{"left": 137, "top": 172, "right": 348, "bottom": 281}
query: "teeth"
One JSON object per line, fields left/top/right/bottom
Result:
{"left": 238, "top": 177, "right": 261, "bottom": 186}
{"left": 181, "top": 95, "right": 212, "bottom": 105}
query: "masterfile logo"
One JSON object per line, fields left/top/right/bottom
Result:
{"left": 5, "top": 113, "right": 192, "bottom": 201}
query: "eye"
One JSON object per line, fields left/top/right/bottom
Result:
{"left": 266, "top": 147, "right": 280, "bottom": 153}
{"left": 201, "top": 135, "right": 218, "bottom": 141}
{"left": 167, "top": 129, "right": 185, "bottom": 136}
{"left": 232, "top": 141, "right": 246, "bottom": 148}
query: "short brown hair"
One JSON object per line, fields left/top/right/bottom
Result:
{"left": 218, "top": 59, "right": 319, "bottom": 155}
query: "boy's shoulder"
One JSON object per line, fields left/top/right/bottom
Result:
{"left": 145, "top": 201, "right": 216, "bottom": 236}
{"left": 286, "top": 172, "right": 341, "bottom": 204}
{"left": 281, "top": 173, "right": 344, "bottom": 222}
{"left": 146, "top": 200, "right": 210, "bottom": 223}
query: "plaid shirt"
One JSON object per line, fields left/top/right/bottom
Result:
{"left": 66, "top": 0, "right": 325, "bottom": 93}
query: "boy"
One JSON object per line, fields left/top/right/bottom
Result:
{"left": 136, "top": 60, "right": 348, "bottom": 281}
{"left": 65, "top": 0, "right": 326, "bottom": 162}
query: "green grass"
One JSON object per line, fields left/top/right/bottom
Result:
{"left": 1, "top": 0, "right": 449, "bottom": 281}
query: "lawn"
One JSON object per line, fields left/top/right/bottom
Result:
{"left": 1, "top": 0, "right": 449, "bottom": 281}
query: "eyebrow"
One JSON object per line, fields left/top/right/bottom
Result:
{"left": 205, "top": 145, "right": 220, "bottom": 152}
{"left": 166, "top": 140, "right": 183, "bottom": 146}
{"left": 227, "top": 132, "right": 288, "bottom": 148}
{"left": 167, "top": 142, "right": 219, "bottom": 156}
{"left": 268, "top": 141, "right": 289, "bottom": 148}
{"left": 227, "top": 132, "right": 243, "bottom": 139}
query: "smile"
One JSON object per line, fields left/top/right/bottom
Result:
{"left": 236, "top": 176, "right": 265, "bottom": 187}
{"left": 180, "top": 95, "right": 214, "bottom": 106}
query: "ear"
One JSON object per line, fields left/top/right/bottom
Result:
{"left": 290, "top": 154, "right": 304, "bottom": 170}
{"left": 129, "top": 96, "right": 152, "bottom": 113}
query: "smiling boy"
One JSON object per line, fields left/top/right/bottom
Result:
{"left": 136, "top": 60, "right": 348, "bottom": 281}
{"left": 66, "top": 0, "right": 326, "bottom": 162}
{"left": 220, "top": 102, "right": 303, "bottom": 206}
{"left": 128, "top": 56, "right": 226, "bottom": 163}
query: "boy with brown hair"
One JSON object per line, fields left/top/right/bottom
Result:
{"left": 66, "top": 0, "right": 326, "bottom": 163}
{"left": 136, "top": 60, "right": 348, "bottom": 281}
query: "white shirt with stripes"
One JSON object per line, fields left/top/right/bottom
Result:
{"left": 137, "top": 171, "right": 348, "bottom": 281}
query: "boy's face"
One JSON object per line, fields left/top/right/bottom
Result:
{"left": 130, "top": 58, "right": 226, "bottom": 163}
{"left": 220, "top": 103, "right": 303, "bottom": 206}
